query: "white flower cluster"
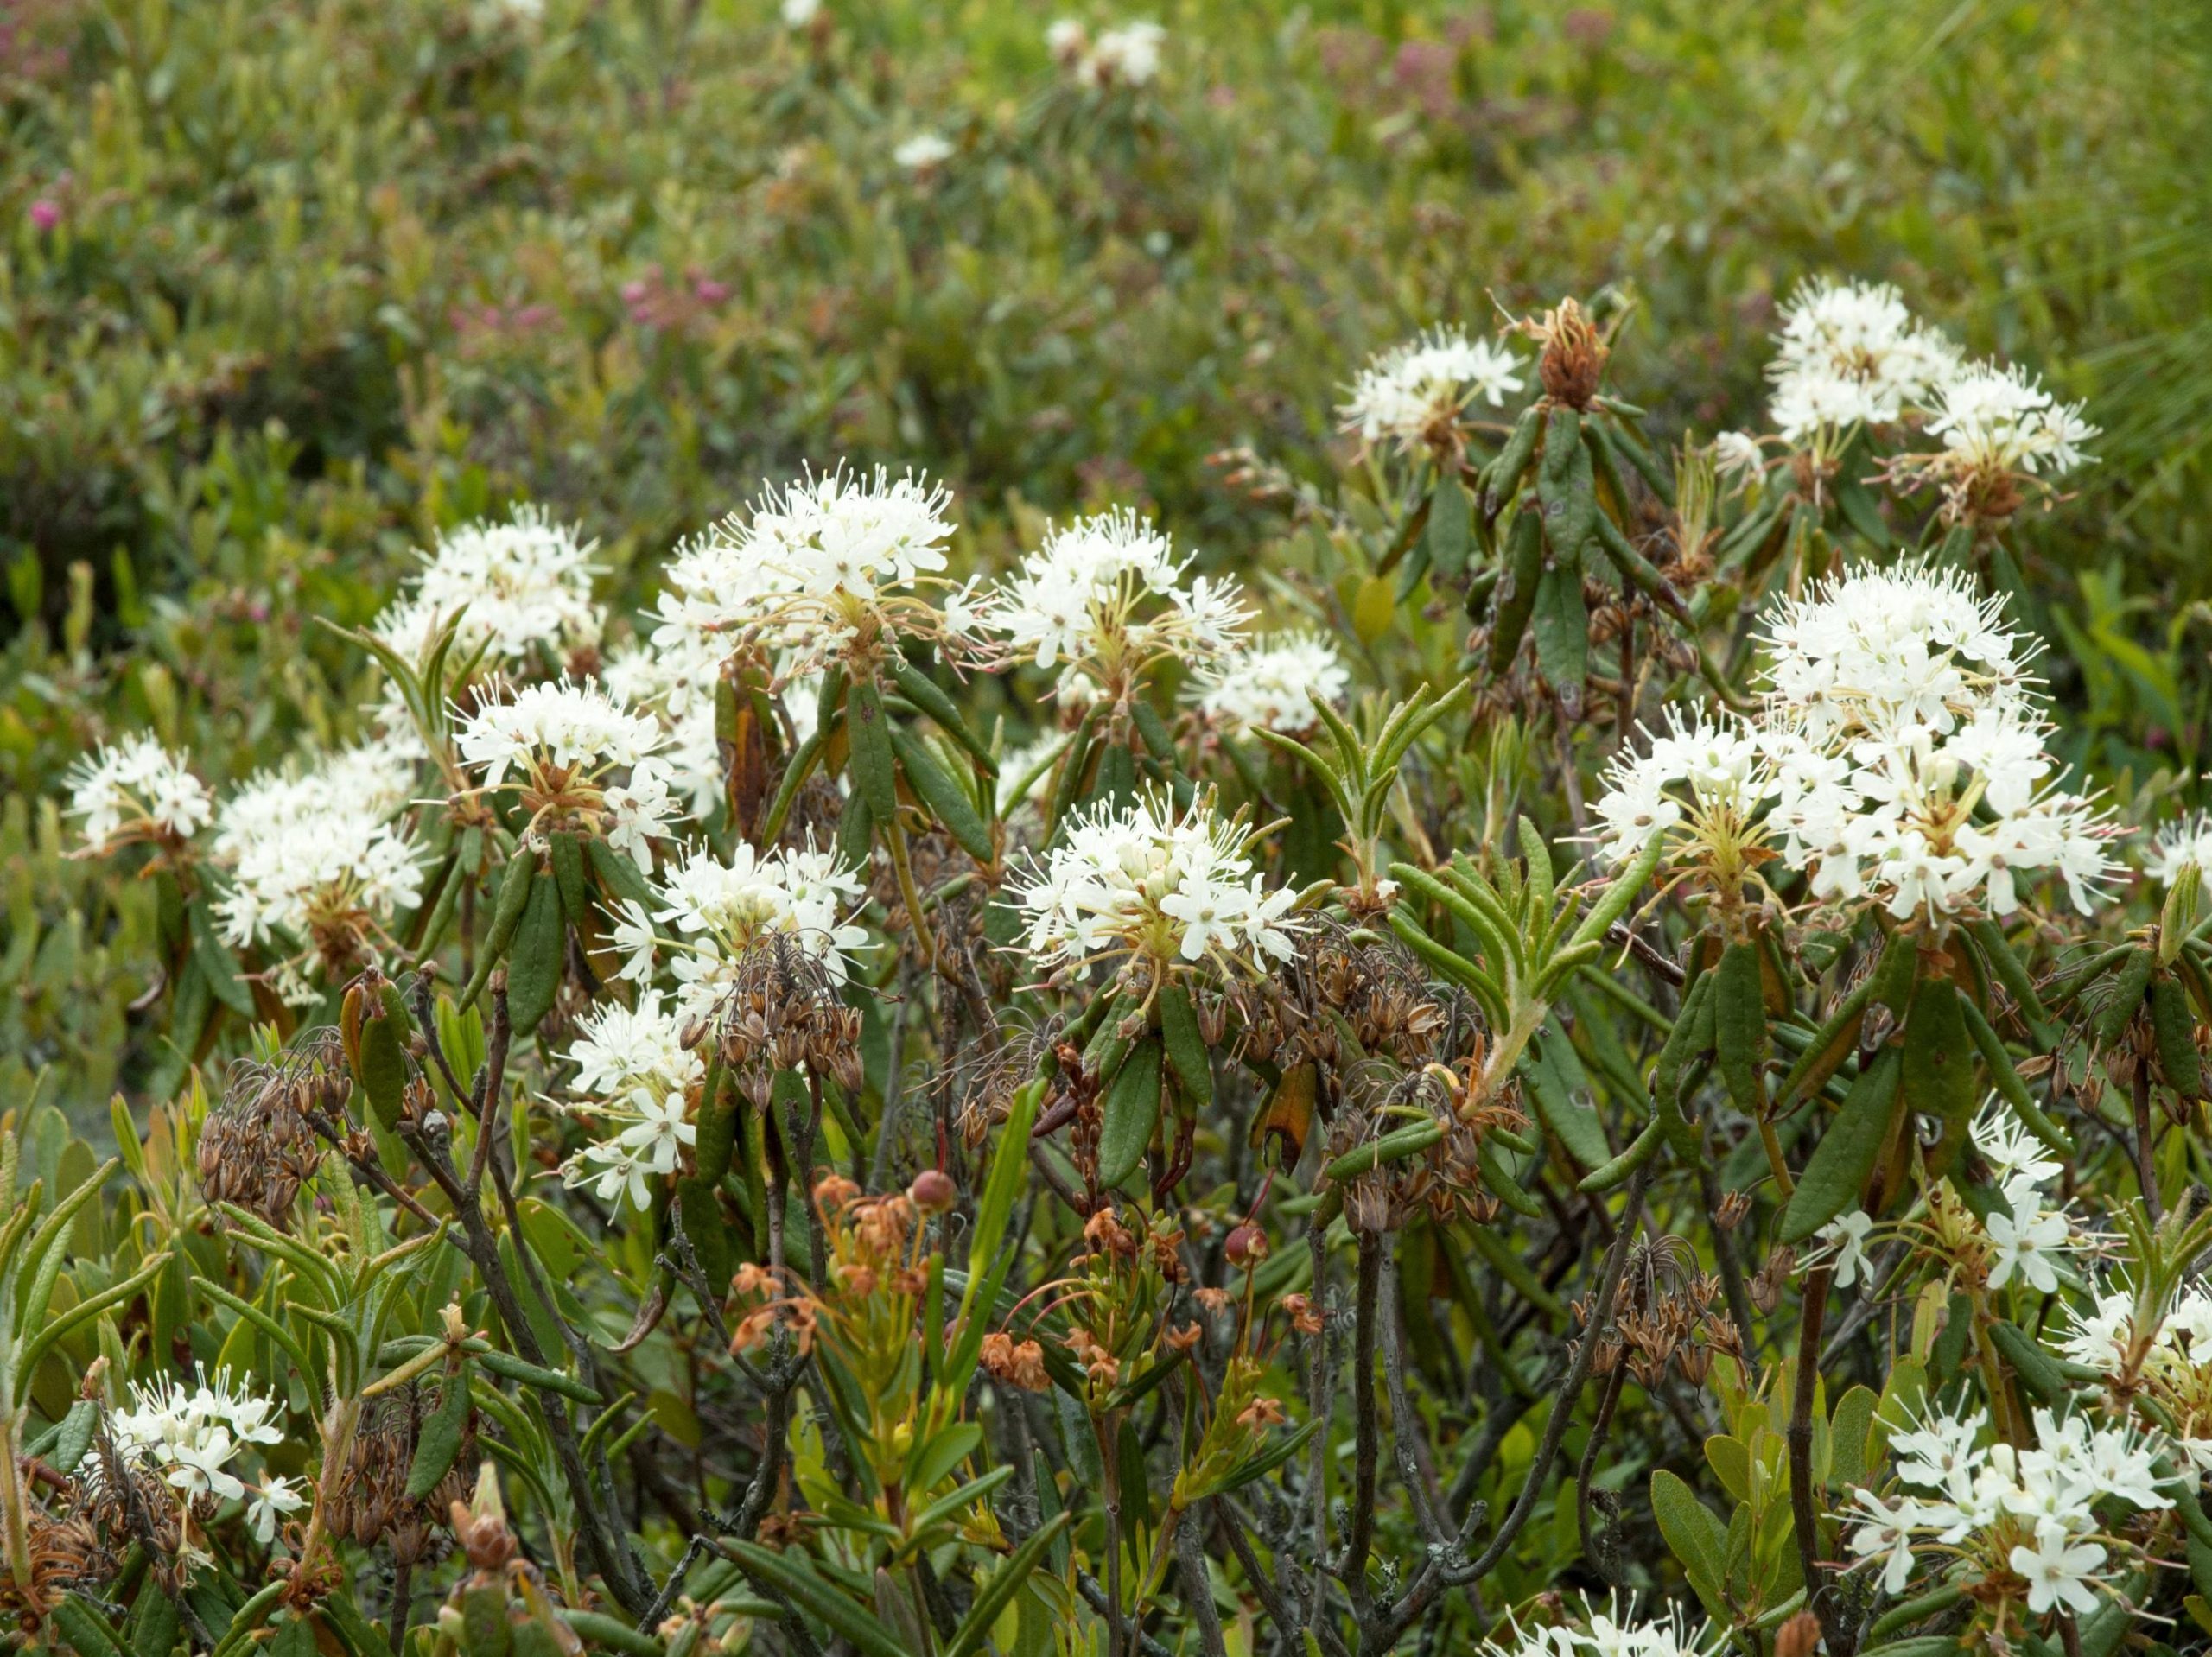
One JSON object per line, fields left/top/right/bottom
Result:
{"left": 1758, "top": 565, "right": 2113, "bottom": 920}
{"left": 614, "top": 839, "right": 868, "bottom": 1019}
{"left": 596, "top": 643, "right": 727, "bottom": 820}
{"left": 1193, "top": 632, "right": 1350, "bottom": 735}
{"left": 1761, "top": 275, "right": 2097, "bottom": 503}
{"left": 671, "top": 467, "right": 959, "bottom": 667}
{"left": 894, "top": 132, "right": 954, "bottom": 171}
{"left": 1010, "top": 796, "right": 1300, "bottom": 978}
{"left": 1591, "top": 709, "right": 1774, "bottom": 871}
{"left": 1338, "top": 326, "right": 1526, "bottom": 452}
{"left": 105, "top": 1368, "right": 306, "bottom": 1543}
{"left": 2055, "top": 1279, "right": 2212, "bottom": 1473}
{"left": 1046, "top": 18, "right": 1166, "bottom": 87}
{"left": 455, "top": 678, "right": 678, "bottom": 867}
{"left": 562, "top": 1083, "right": 696, "bottom": 1211}
{"left": 375, "top": 505, "right": 603, "bottom": 667}
{"left": 953, "top": 509, "right": 1249, "bottom": 705}
{"left": 1765, "top": 276, "right": 1961, "bottom": 448}
{"left": 1926, "top": 363, "right": 2099, "bottom": 480}
{"left": 67, "top": 735, "right": 213, "bottom": 853}
{"left": 1598, "top": 568, "right": 2116, "bottom": 924}
{"left": 564, "top": 988, "right": 704, "bottom": 1099}
{"left": 1483, "top": 1597, "right": 1716, "bottom": 1657}
{"left": 1816, "top": 1107, "right": 2076, "bottom": 1293}
{"left": 1843, "top": 1400, "right": 2167, "bottom": 1616}
{"left": 211, "top": 738, "right": 428, "bottom": 975}
{"left": 2149, "top": 811, "right": 2212, "bottom": 886}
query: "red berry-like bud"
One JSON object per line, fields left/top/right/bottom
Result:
{"left": 910, "top": 1169, "right": 957, "bottom": 1214}
{"left": 1224, "top": 1223, "right": 1268, "bottom": 1267}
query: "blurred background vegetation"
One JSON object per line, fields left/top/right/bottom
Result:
{"left": 3, "top": 0, "right": 2208, "bottom": 1108}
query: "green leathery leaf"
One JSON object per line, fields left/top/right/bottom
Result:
{"left": 188, "top": 895, "right": 257, "bottom": 1019}
{"left": 1487, "top": 511, "right": 1545, "bottom": 675}
{"left": 404, "top": 1360, "right": 473, "bottom": 1499}
{"left": 1157, "top": 981, "right": 1212, "bottom": 1108}
{"left": 1987, "top": 1320, "right": 2069, "bottom": 1404}
{"left": 1425, "top": 473, "right": 1473, "bottom": 580}
{"left": 2096, "top": 945, "right": 2157, "bottom": 1048}
{"left": 1477, "top": 1136, "right": 1544, "bottom": 1216}
{"left": 1967, "top": 917, "right": 2046, "bottom": 1023}
{"left": 549, "top": 828, "right": 588, "bottom": 925}
{"left": 1522, "top": 1027, "right": 1610, "bottom": 1171}
{"left": 504, "top": 872, "right": 564, "bottom": 1035}
{"left": 1099, "top": 1038, "right": 1163, "bottom": 1189}
{"left": 1780, "top": 1047, "right": 1902, "bottom": 1244}
{"left": 1650, "top": 1470, "right": 1731, "bottom": 1624}
{"left": 886, "top": 654, "right": 996, "bottom": 775}
{"left": 943, "top": 1514, "right": 1071, "bottom": 1657}
{"left": 2152, "top": 974, "right": 2203, "bottom": 1099}
{"left": 1713, "top": 940, "right": 1769, "bottom": 1114}
{"left": 724, "top": 1542, "right": 909, "bottom": 1657}
{"left": 887, "top": 723, "right": 994, "bottom": 862}
{"left": 460, "top": 849, "right": 540, "bottom": 1011}
{"left": 1900, "top": 977, "right": 1974, "bottom": 1140}
{"left": 1957, "top": 995, "right": 2074, "bottom": 1155}
{"left": 1538, "top": 407, "right": 1596, "bottom": 571}
{"left": 1529, "top": 562, "right": 1587, "bottom": 707}
{"left": 1484, "top": 406, "right": 1543, "bottom": 516}
{"left": 846, "top": 679, "right": 900, "bottom": 822}
{"left": 355, "top": 995, "right": 410, "bottom": 1130}
{"left": 694, "top": 1063, "right": 740, "bottom": 1184}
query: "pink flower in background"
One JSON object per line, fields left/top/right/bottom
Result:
{"left": 29, "top": 200, "right": 60, "bottom": 232}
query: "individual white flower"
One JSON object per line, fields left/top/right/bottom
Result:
{"left": 895, "top": 132, "right": 955, "bottom": 171}
{"left": 247, "top": 1475, "right": 307, "bottom": 1544}
{"left": 636, "top": 839, "right": 870, "bottom": 1019}
{"left": 2009, "top": 1519, "right": 2106, "bottom": 1617}
{"left": 1764, "top": 276, "right": 1959, "bottom": 449}
{"left": 781, "top": 0, "right": 819, "bottom": 24}
{"left": 1985, "top": 1191, "right": 2071, "bottom": 1292}
{"left": 1843, "top": 1490, "right": 1923, "bottom": 1596}
{"left": 2148, "top": 811, "right": 2212, "bottom": 886}
{"left": 1338, "top": 326, "right": 1527, "bottom": 452}
{"left": 374, "top": 505, "right": 602, "bottom": 669}
{"left": 957, "top": 508, "right": 1249, "bottom": 706}
{"left": 2053, "top": 1286, "right": 2140, "bottom": 1378}
{"left": 1710, "top": 430, "right": 1765, "bottom": 480}
{"left": 1192, "top": 631, "right": 1349, "bottom": 735}
{"left": 1009, "top": 795, "right": 1300, "bottom": 980}
{"left": 67, "top": 735, "right": 214, "bottom": 853}
{"left": 564, "top": 990, "right": 704, "bottom": 1098}
{"left": 1817, "top": 1209, "right": 1874, "bottom": 1289}
{"left": 1969, "top": 1102, "right": 2062, "bottom": 1193}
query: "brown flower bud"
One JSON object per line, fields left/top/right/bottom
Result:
{"left": 910, "top": 1169, "right": 957, "bottom": 1214}
{"left": 1224, "top": 1223, "right": 1268, "bottom": 1267}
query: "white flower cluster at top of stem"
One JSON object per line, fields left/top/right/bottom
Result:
{"left": 1593, "top": 562, "right": 2115, "bottom": 925}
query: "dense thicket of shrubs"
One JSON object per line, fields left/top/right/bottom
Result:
{"left": 4, "top": 3, "right": 2212, "bottom": 1656}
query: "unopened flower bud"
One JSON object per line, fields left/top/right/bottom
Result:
{"left": 1224, "top": 1223, "right": 1268, "bottom": 1267}
{"left": 910, "top": 1169, "right": 957, "bottom": 1214}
